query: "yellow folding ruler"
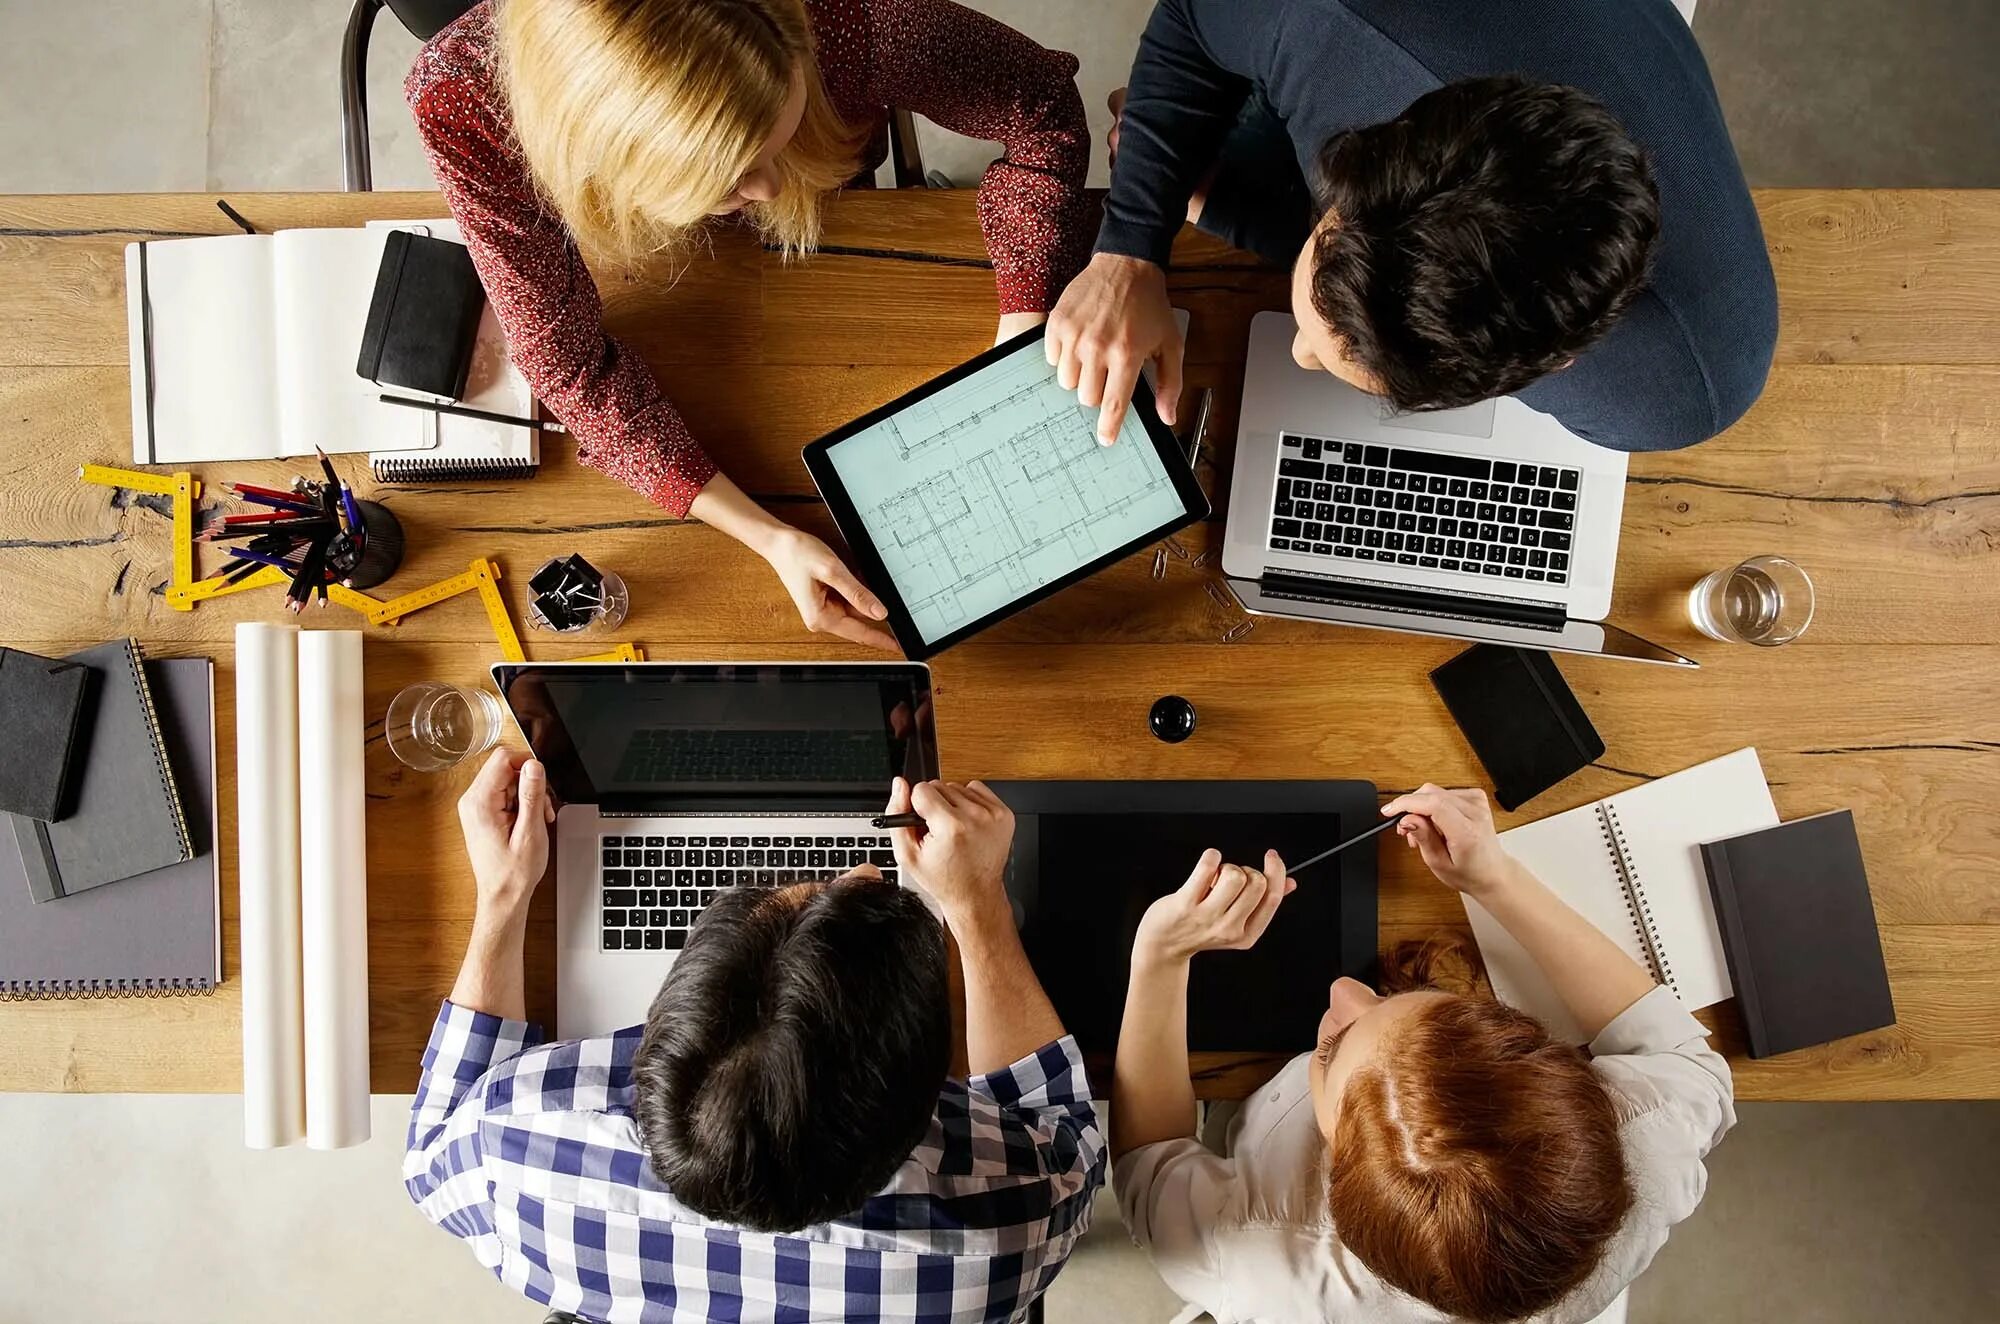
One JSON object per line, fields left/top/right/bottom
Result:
{"left": 569, "top": 642, "right": 647, "bottom": 663}
{"left": 168, "top": 565, "right": 387, "bottom": 616}
{"left": 366, "top": 556, "right": 526, "bottom": 662}
{"left": 79, "top": 464, "right": 201, "bottom": 609}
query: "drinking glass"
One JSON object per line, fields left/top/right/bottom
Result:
{"left": 1687, "top": 555, "right": 1815, "bottom": 646}
{"left": 385, "top": 682, "right": 503, "bottom": 771}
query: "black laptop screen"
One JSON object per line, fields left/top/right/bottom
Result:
{"left": 492, "top": 663, "right": 938, "bottom": 811}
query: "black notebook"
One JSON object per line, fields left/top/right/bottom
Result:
{"left": 5, "top": 639, "right": 191, "bottom": 902}
{"left": 0, "top": 658, "right": 220, "bottom": 997}
{"left": 1431, "top": 644, "right": 1603, "bottom": 811}
{"left": 1701, "top": 811, "right": 1896, "bottom": 1058}
{"left": 357, "top": 229, "right": 485, "bottom": 399}
{"left": 0, "top": 647, "right": 93, "bottom": 821}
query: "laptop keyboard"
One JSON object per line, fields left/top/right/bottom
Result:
{"left": 1269, "top": 435, "right": 1579, "bottom": 584}
{"left": 599, "top": 832, "right": 897, "bottom": 951}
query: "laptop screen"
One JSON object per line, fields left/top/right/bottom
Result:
{"left": 491, "top": 663, "right": 938, "bottom": 813}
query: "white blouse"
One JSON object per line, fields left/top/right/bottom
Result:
{"left": 1115, "top": 986, "right": 1736, "bottom": 1324}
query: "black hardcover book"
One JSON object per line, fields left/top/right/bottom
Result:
{"left": 1701, "top": 811, "right": 1896, "bottom": 1058}
{"left": 5, "top": 639, "right": 192, "bottom": 902}
{"left": 0, "top": 647, "right": 93, "bottom": 821}
{"left": 1430, "top": 644, "right": 1604, "bottom": 810}
{"left": 357, "top": 230, "right": 485, "bottom": 399}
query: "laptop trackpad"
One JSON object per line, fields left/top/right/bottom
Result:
{"left": 1379, "top": 397, "right": 1497, "bottom": 439}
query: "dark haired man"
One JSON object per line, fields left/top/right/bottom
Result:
{"left": 405, "top": 750, "right": 1101, "bottom": 1323}
{"left": 1048, "top": 0, "right": 1778, "bottom": 454}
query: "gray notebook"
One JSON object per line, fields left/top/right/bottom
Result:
{"left": 8, "top": 638, "right": 192, "bottom": 901}
{"left": 0, "top": 658, "right": 220, "bottom": 998}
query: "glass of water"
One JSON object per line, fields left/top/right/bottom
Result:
{"left": 385, "top": 682, "right": 504, "bottom": 771}
{"left": 1687, "top": 555, "right": 1815, "bottom": 646}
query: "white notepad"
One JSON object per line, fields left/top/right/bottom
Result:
{"left": 1464, "top": 747, "right": 1779, "bottom": 1042}
{"left": 125, "top": 229, "right": 434, "bottom": 464}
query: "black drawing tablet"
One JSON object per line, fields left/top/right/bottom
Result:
{"left": 989, "top": 780, "right": 1379, "bottom": 1059}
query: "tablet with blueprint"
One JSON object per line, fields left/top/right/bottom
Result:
{"left": 804, "top": 326, "right": 1209, "bottom": 659}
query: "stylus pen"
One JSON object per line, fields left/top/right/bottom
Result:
{"left": 871, "top": 813, "right": 925, "bottom": 830}
{"left": 378, "top": 393, "right": 569, "bottom": 434}
{"left": 1288, "top": 813, "right": 1409, "bottom": 876}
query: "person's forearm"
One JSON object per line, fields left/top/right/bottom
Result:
{"left": 1110, "top": 950, "right": 1196, "bottom": 1159}
{"left": 688, "top": 472, "right": 788, "bottom": 557}
{"left": 1476, "top": 859, "right": 1658, "bottom": 1038}
{"left": 949, "top": 896, "right": 1066, "bottom": 1076}
{"left": 447, "top": 913, "right": 529, "bottom": 1022}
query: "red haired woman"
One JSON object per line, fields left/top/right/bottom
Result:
{"left": 1112, "top": 785, "right": 1734, "bottom": 1323}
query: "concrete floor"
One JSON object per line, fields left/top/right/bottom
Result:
{"left": 1, "top": 1, "right": 1997, "bottom": 1322}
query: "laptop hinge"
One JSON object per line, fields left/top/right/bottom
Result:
{"left": 1258, "top": 570, "right": 1569, "bottom": 631}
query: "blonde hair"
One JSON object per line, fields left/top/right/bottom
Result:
{"left": 496, "top": 0, "right": 863, "bottom": 265}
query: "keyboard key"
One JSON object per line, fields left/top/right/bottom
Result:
{"left": 603, "top": 909, "right": 627, "bottom": 927}
{"left": 1529, "top": 549, "right": 1549, "bottom": 568}
{"left": 1397, "top": 553, "right": 1418, "bottom": 566}
{"left": 1551, "top": 553, "right": 1569, "bottom": 571}
{"left": 1387, "top": 471, "right": 1407, "bottom": 491}
{"left": 1397, "top": 513, "right": 1418, "bottom": 532}
{"left": 1415, "top": 495, "right": 1435, "bottom": 514}
{"left": 1303, "top": 521, "right": 1325, "bottom": 541}
{"left": 1469, "top": 481, "right": 1488, "bottom": 500}
{"left": 1419, "top": 556, "right": 1439, "bottom": 568}
{"left": 1342, "top": 528, "right": 1363, "bottom": 546}
{"left": 1507, "top": 546, "right": 1529, "bottom": 565}
{"left": 1492, "top": 461, "right": 1517, "bottom": 483}
{"left": 1439, "top": 518, "right": 1458, "bottom": 537}
{"left": 1301, "top": 437, "right": 1322, "bottom": 460}
{"left": 1550, "top": 571, "right": 1568, "bottom": 584}
{"left": 697, "top": 869, "right": 716, "bottom": 886}
{"left": 1313, "top": 482, "right": 1333, "bottom": 501}
{"left": 1546, "top": 531, "right": 1572, "bottom": 551}
{"left": 680, "top": 888, "right": 700, "bottom": 906}
{"left": 644, "top": 849, "right": 662, "bottom": 867}
{"left": 1440, "top": 559, "right": 1460, "bottom": 572}
{"left": 601, "top": 848, "right": 620, "bottom": 867}
{"left": 644, "top": 930, "right": 664, "bottom": 950}
{"left": 1367, "top": 468, "right": 1387, "bottom": 487}
{"left": 623, "top": 836, "right": 646, "bottom": 848}
{"left": 639, "top": 888, "right": 659, "bottom": 907}
{"left": 1271, "top": 518, "right": 1303, "bottom": 538}
{"left": 1554, "top": 491, "right": 1577, "bottom": 511}
{"left": 1395, "top": 492, "right": 1415, "bottom": 512}
{"left": 1510, "top": 485, "right": 1531, "bottom": 504}
{"left": 1335, "top": 507, "right": 1356, "bottom": 525}
{"left": 1497, "top": 507, "right": 1517, "bottom": 525}
{"left": 1364, "top": 445, "right": 1390, "bottom": 466}
{"left": 1465, "top": 544, "right": 1485, "bottom": 562}
{"left": 635, "top": 870, "right": 653, "bottom": 886}
{"left": 1484, "top": 563, "right": 1505, "bottom": 576}
{"left": 1343, "top": 443, "right": 1364, "bottom": 464}
{"left": 1279, "top": 458, "right": 1324, "bottom": 480}
{"left": 1313, "top": 542, "right": 1333, "bottom": 555}
{"left": 1417, "top": 516, "right": 1437, "bottom": 535}
{"left": 666, "top": 836, "right": 687, "bottom": 847}
{"left": 1477, "top": 503, "right": 1497, "bottom": 521}
{"left": 1521, "top": 529, "right": 1540, "bottom": 547}
{"left": 726, "top": 849, "right": 745, "bottom": 868}
{"left": 1282, "top": 433, "right": 1303, "bottom": 449}
{"left": 1478, "top": 523, "right": 1499, "bottom": 541}
{"left": 1333, "top": 485, "right": 1354, "bottom": 503}
{"left": 1501, "top": 526, "right": 1521, "bottom": 545}
{"left": 687, "top": 837, "right": 708, "bottom": 847}
{"left": 1539, "top": 467, "right": 1561, "bottom": 488}
{"left": 604, "top": 888, "right": 638, "bottom": 908}
{"left": 1425, "top": 537, "right": 1445, "bottom": 555}
{"left": 1365, "top": 528, "right": 1385, "bottom": 548}
{"left": 1334, "top": 545, "right": 1355, "bottom": 557}
{"left": 1274, "top": 499, "right": 1293, "bottom": 518}
{"left": 1526, "top": 569, "right": 1546, "bottom": 581}
{"left": 1505, "top": 566, "right": 1525, "bottom": 578}
{"left": 604, "top": 870, "right": 633, "bottom": 887}
{"left": 1530, "top": 488, "right": 1550, "bottom": 508}
{"left": 623, "top": 930, "right": 644, "bottom": 950}
{"left": 1539, "top": 511, "right": 1574, "bottom": 531}
{"left": 757, "top": 870, "right": 776, "bottom": 886}
{"left": 1447, "top": 539, "right": 1467, "bottom": 557}
{"left": 669, "top": 909, "right": 689, "bottom": 927}
{"left": 1324, "top": 465, "right": 1344, "bottom": 484}
{"left": 1383, "top": 532, "right": 1404, "bottom": 552}
{"left": 808, "top": 849, "right": 827, "bottom": 867}
{"left": 705, "top": 849, "right": 725, "bottom": 867}
{"left": 701, "top": 890, "right": 719, "bottom": 906}
{"left": 1559, "top": 469, "right": 1579, "bottom": 491}
{"left": 1448, "top": 479, "right": 1469, "bottom": 498}
{"left": 1428, "top": 476, "right": 1450, "bottom": 495}
{"left": 1317, "top": 503, "right": 1339, "bottom": 522}
{"left": 603, "top": 929, "right": 619, "bottom": 950}
{"left": 645, "top": 836, "right": 665, "bottom": 848}
{"left": 623, "top": 850, "right": 642, "bottom": 867}
{"left": 675, "top": 870, "right": 694, "bottom": 886}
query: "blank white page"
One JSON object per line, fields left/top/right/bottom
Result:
{"left": 271, "top": 229, "right": 430, "bottom": 457}
{"left": 126, "top": 236, "right": 280, "bottom": 463}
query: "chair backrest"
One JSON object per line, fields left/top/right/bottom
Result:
{"left": 386, "top": 0, "right": 478, "bottom": 41}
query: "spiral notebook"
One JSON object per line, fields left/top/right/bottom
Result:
{"left": 365, "top": 218, "right": 540, "bottom": 482}
{"left": 0, "top": 658, "right": 219, "bottom": 999}
{"left": 1464, "top": 748, "right": 1778, "bottom": 1043}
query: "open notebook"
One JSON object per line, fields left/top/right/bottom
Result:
{"left": 1464, "top": 747, "right": 1779, "bottom": 1042}
{"left": 125, "top": 228, "right": 435, "bottom": 463}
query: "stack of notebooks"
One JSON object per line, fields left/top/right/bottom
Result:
{"left": 0, "top": 641, "right": 220, "bottom": 998}
{"left": 125, "top": 217, "right": 539, "bottom": 481}
{"left": 1465, "top": 747, "right": 1896, "bottom": 1058}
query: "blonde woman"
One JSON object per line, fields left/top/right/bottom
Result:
{"left": 408, "top": 1, "right": 1092, "bottom": 648}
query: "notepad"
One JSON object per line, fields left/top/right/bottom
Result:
{"left": 1464, "top": 747, "right": 1779, "bottom": 1042}
{"left": 125, "top": 228, "right": 435, "bottom": 464}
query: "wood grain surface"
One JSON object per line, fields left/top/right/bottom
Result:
{"left": 0, "top": 190, "right": 1995, "bottom": 1100}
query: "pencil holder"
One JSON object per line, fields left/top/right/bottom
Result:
{"left": 345, "top": 500, "right": 405, "bottom": 589}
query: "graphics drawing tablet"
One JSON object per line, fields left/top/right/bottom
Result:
{"left": 803, "top": 325, "right": 1209, "bottom": 659}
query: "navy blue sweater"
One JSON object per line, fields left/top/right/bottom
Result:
{"left": 1098, "top": 0, "right": 1779, "bottom": 452}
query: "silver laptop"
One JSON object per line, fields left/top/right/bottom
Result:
{"left": 492, "top": 661, "right": 940, "bottom": 1039}
{"left": 1222, "top": 311, "right": 1694, "bottom": 666}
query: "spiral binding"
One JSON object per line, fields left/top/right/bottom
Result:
{"left": 1598, "top": 804, "right": 1677, "bottom": 993}
{"left": 372, "top": 457, "right": 539, "bottom": 483}
{"left": 1, "top": 977, "right": 214, "bottom": 1001}
{"left": 125, "top": 638, "right": 192, "bottom": 861}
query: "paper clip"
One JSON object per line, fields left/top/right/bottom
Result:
{"left": 1151, "top": 547, "right": 1168, "bottom": 580}
{"left": 1222, "top": 619, "right": 1256, "bottom": 644}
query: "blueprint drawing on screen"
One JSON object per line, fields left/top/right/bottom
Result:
{"left": 829, "top": 345, "right": 1185, "bottom": 643}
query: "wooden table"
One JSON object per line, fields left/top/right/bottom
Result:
{"left": 1, "top": 190, "right": 1995, "bottom": 1100}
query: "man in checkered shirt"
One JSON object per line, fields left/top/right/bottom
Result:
{"left": 405, "top": 750, "right": 1104, "bottom": 1324}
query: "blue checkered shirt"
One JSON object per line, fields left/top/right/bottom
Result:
{"left": 405, "top": 1001, "right": 1105, "bottom": 1323}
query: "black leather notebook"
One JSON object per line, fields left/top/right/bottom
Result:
{"left": 1431, "top": 644, "right": 1604, "bottom": 810}
{"left": 356, "top": 230, "right": 485, "bottom": 399}
{"left": 5, "top": 639, "right": 191, "bottom": 902}
{"left": 1701, "top": 811, "right": 1896, "bottom": 1058}
{"left": 0, "top": 647, "right": 93, "bottom": 821}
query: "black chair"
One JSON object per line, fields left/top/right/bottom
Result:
{"left": 339, "top": 0, "right": 930, "bottom": 190}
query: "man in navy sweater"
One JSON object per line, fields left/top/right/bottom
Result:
{"left": 1047, "top": 0, "right": 1778, "bottom": 454}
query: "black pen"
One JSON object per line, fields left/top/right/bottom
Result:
{"left": 871, "top": 812, "right": 925, "bottom": 830}
{"left": 1288, "top": 812, "right": 1409, "bottom": 876}
{"left": 379, "top": 393, "right": 567, "bottom": 433}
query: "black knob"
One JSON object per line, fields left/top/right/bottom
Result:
{"left": 1148, "top": 695, "right": 1197, "bottom": 744}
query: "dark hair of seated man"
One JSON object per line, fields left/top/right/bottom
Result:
{"left": 629, "top": 875, "right": 951, "bottom": 1232}
{"left": 1308, "top": 75, "right": 1661, "bottom": 413}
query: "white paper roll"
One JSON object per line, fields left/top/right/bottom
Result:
{"left": 298, "top": 630, "right": 371, "bottom": 1150}
{"left": 236, "top": 622, "right": 304, "bottom": 1149}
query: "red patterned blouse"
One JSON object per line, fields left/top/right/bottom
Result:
{"left": 406, "top": 0, "right": 1092, "bottom": 516}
